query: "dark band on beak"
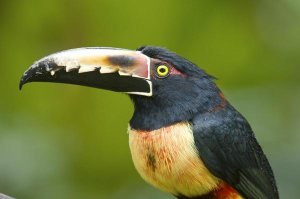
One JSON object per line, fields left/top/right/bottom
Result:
{"left": 106, "top": 55, "right": 136, "bottom": 67}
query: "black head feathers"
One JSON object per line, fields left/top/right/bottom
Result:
{"left": 137, "top": 46, "right": 214, "bottom": 79}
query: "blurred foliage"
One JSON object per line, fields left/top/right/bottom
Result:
{"left": 0, "top": 0, "right": 299, "bottom": 198}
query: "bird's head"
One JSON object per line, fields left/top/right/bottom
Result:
{"left": 20, "top": 46, "right": 225, "bottom": 130}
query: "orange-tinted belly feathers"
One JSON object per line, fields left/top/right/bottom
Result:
{"left": 128, "top": 122, "right": 225, "bottom": 197}
{"left": 211, "top": 183, "right": 242, "bottom": 199}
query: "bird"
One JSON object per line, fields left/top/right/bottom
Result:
{"left": 20, "top": 46, "right": 279, "bottom": 199}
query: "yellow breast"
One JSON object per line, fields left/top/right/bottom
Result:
{"left": 128, "top": 122, "right": 221, "bottom": 197}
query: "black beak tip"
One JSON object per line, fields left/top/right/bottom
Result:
{"left": 19, "top": 80, "right": 23, "bottom": 90}
{"left": 19, "top": 73, "right": 29, "bottom": 91}
{"left": 19, "top": 77, "right": 25, "bottom": 90}
{"left": 19, "top": 65, "right": 37, "bottom": 91}
{"left": 19, "top": 60, "right": 51, "bottom": 91}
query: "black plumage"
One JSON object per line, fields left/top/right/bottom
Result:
{"left": 192, "top": 105, "right": 279, "bottom": 199}
{"left": 130, "top": 46, "right": 221, "bottom": 130}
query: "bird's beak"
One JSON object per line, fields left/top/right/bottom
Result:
{"left": 19, "top": 47, "right": 152, "bottom": 96}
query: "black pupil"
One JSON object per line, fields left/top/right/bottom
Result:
{"left": 159, "top": 67, "right": 166, "bottom": 73}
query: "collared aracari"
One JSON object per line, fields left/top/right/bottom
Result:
{"left": 20, "top": 46, "right": 279, "bottom": 199}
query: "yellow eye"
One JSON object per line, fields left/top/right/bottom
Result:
{"left": 156, "top": 65, "right": 169, "bottom": 77}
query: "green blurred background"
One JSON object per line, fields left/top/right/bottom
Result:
{"left": 0, "top": 0, "right": 299, "bottom": 198}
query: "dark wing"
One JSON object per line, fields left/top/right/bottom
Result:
{"left": 192, "top": 106, "right": 279, "bottom": 199}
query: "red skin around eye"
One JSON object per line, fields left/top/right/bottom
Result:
{"left": 150, "top": 58, "right": 187, "bottom": 78}
{"left": 170, "top": 67, "right": 187, "bottom": 77}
